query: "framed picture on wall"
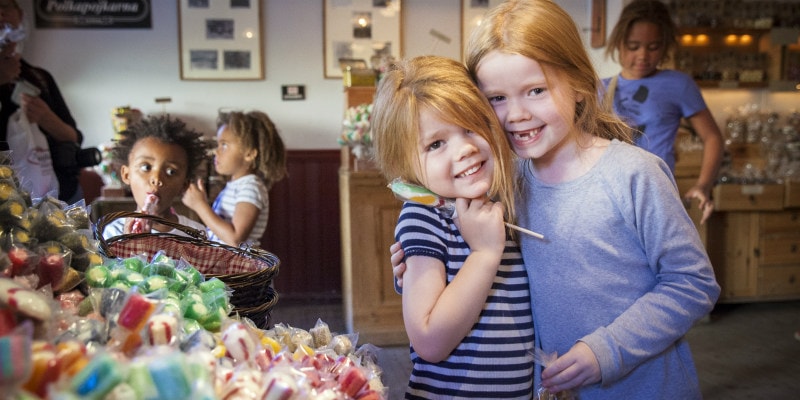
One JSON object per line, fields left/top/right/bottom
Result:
{"left": 323, "top": 0, "right": 402, "bottom": 79}
{"left": 178, "top": 0, "right": 264, "bottom": 80}
{"left": 461, "top": 0, "right": 504, "bottom": 58}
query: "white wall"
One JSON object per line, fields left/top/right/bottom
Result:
{"left": 18, "top": 1, "right": 798, "bottom": 150}
{"left": 16, "top": 0, "right": 602, "bottom": 149}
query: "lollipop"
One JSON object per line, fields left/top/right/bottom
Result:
{"left": 388, "top": 178, "right": 544, "bottom": 239}
{"left": 130, "top": 193, "right": 159, "bottom": 233}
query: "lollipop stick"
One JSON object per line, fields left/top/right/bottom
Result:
{"left": 505, "top": 222, "right": 544, "bottom": 239}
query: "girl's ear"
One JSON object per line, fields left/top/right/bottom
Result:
{"left": 244, "top": 148, "right": 258, "bottom": 164}
{"left": 119, "top": 165, "right": 131, "bottom": 184}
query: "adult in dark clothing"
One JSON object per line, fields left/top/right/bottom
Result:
{"left": 0, "top": 0, "right": 84, "bottom": 203}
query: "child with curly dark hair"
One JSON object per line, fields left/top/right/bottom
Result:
{"left": 102, "top": 114, "right": 211, "bottom": 239}
{"left": 182, "top": 110, "right": 287, "bottom": 246}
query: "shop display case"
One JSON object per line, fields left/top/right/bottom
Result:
{"left": 669, "top": 0, "right": 800, "bottom": 90}
{"left": 338, "top": 87, "right": 407, "bottom": 346}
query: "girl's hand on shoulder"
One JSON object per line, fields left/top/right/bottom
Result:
{"left": 541, "top": 342, "right": 601, "bottom": 393}
{"left": 181, "top": 179, "right": 207, "bottom": 210}
{"left": 389, "top": 241, "right": 407, "bottom": 288}
{"left": 454, "top": 197, "right": 505, "bottom": 256}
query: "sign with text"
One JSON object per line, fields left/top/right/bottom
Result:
{"left": 34, "top": 0, "right": 152, "bottom": 29}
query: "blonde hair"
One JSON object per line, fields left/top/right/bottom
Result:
{"left": 465, "top": 0, "right": 631, "bottom": 144}
{"left": 605, "top": 0, "right": 677, "bottom": 65}
{"left": 217, "top": 110, "right": 287, "bottom": 189}
{"left": 372, "top": 55, "right": 517, "bottom": 222}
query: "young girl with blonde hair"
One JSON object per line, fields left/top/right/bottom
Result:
{"left": 373, "top": 55, "right": 534, "bottom": 399}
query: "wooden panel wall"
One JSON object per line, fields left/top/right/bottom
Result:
{"left": 260, "top": 150, "right": 342, "bottom": 302}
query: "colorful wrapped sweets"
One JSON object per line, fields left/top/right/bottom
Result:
{"left": 2, "top": 246, "right": 389, "bottom": 399}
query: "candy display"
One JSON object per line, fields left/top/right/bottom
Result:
{"left": 0, "top": 163, "right": 389, "bottom": 399}
{"left": 388, "top": 178, "right": 545, "bottom": 239}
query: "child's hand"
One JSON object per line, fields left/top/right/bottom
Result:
{"left": 389, "top": 241, "right": 406, "bottom": 288}
{"left": 454, "top": 197, "right": 505, "bottom": 256}
{"left": 182, "top": 179, "right": 207, "bottom": 210}
{"left": 541, "top": 342, "right": 601, "bottom": 393}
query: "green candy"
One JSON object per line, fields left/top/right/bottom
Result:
{"left": 182, "top": 318, "right": 201, "bottom": 334}
{"left": 122, "top": 257, "right": 145, "bottom": 272}
{"left": 86, "top": 265, "right": 111, "bottom": 288}
{"left": 183, "top": 301, "right": 209, "bottom": 321}
{"left": 198, "top": 277, "right": 226, "bottom": 293}
{"left": 109, "top": 281, "right": 132, "bottom": 291}
{"left": 120, "top": 271, "right": 145, "bottom": 287}
{"left": 142, "top": 262, "right": 176, "bottom": 278}
{"left": 175, "top": 267, "right": 203, "bottom": 286}
{"left": 142, "top": 275, "right": 170, "bottom": 293}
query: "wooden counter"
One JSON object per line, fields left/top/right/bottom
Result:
{"left": 706, "top": 182, "right": 800, "bottom": 303}
{"left": 339, "top": 147, "right": 406, "bottom": 346}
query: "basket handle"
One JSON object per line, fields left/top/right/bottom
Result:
{"left": 94, "top": 210, "right": 207, "bottom": 256}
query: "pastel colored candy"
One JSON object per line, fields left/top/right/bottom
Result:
{"left": 149, "top": 354, "right": 191, "bottom": 399}
{"left": 126, "top": 361, "right": 157, "bottom": 400}
{"left": 0, "top": 277, "right": 53, "bottom": 320}
{"left": 56, "top": 341, "right": 89, "bottom": 378}
{"left": 222, "top": 323, "right": 257, "bottom": 363}
{"left": 70, "top": 353, "right": 124, "bottom": 399}
{"left": 146, "top": 313, "right": 178, "bottom": 346}
{"left": 0, "top": 328, "right": 32, "bottom": 384}
{"left": 262, "top": 371, "right": 298, "bottom": 400}
{"left": 23, "top": 341, "right": 61, "bottom": 397}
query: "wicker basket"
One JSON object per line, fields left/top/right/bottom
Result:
{"left": 94, "top": 211, "right": 279, "bottom": 328}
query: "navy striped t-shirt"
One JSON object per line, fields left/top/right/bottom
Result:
{"left": 397, "top": 203, "right": 535, "bottom": 399}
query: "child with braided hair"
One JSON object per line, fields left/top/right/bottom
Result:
{"left": 183, "top": 110, "right": 287, "bottom": 247}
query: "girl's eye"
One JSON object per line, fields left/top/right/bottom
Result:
{"left": 487, "top": 95, "right": 505, "bottom": 104}
{"left": 625, "top": 43, "right": 639, "bottom": 51}
{"left": 529, "top": 87, "right": 545, "bottom": 96}
{"left": 138, "top": 164, "right": 152, "bottom": 172}
{"left": 165, "top": 168, "right": 179, "bottom": 177}
{"left": 426, "top": 140, "right": 444, "bottom": 152}
{"left": 647, "top": 43, "right": 662, "bottom": 51}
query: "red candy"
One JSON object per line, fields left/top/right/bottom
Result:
{"left": 117, "top": 293, "right": 156, "bottom": 331}
{"left": 37, "top": 253, "right": 65, "bottom": 289}
{"left": 338, "top": 365, "right": 368, "bottom": 397}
